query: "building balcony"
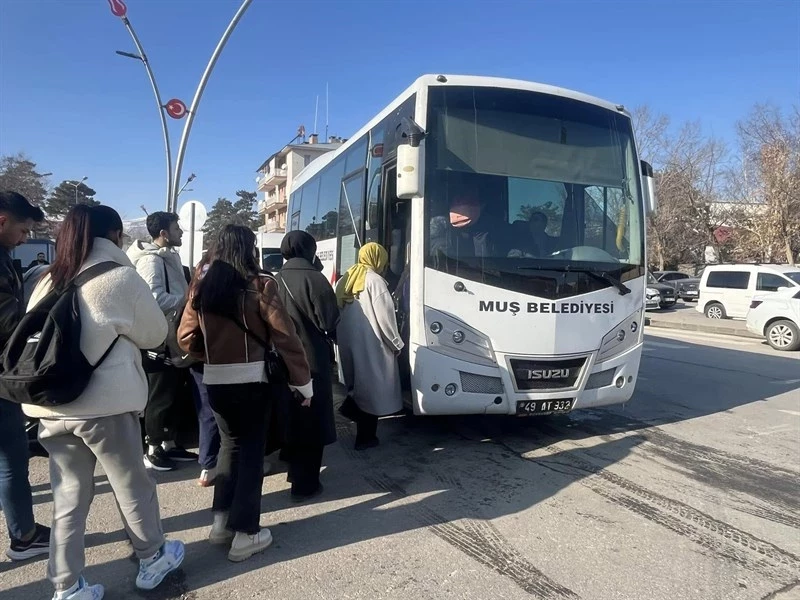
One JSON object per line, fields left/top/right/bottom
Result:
{"left": 257, "top": 167, "right": 287, "bottom": 191}
{"left": 265, "top": 221, "right": 285, "bottom": 233}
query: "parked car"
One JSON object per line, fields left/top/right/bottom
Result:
{"left": 746, "top": 287, "right": 800, "bottom": 351}
{"left": 647, "top": 272, "right": 677, "bottom": 309}
{"left": 697, "top": 264, "right": 800, "bottom": 319}
{"left": 645, "top": 287, "right": 662, "bottom": 311}
{"left": 652, "top": 270, "right": 700, "bottom": 302}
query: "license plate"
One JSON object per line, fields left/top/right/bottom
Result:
{"left": 686, "top": 291, "right": 698, "bottom": 295}
{"left": 516, "top": 399, "right": 575, "bottom": 416}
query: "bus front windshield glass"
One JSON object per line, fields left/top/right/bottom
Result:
{"left": 424, "top": 86, "right": 645, "bottom": 299}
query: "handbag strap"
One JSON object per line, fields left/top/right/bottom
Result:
{"left": 230, "top": 314, "right": 271, "bottom": 351}
{"left": 278, "top": 274, "right": 326, "bottom": 337}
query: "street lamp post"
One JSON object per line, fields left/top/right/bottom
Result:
{"left": 68, "top": 176, "right": 88, "bottom": 204}
{"left": 108, "top": 0, "right": 253, "bottom": 213}
{"left": 176, "top": 173, "right": 196, "bottom": 201}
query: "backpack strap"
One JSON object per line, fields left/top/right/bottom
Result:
{"left": 73, "top": 261, "right": 121, "bottom": 288}
{"left": 161, "top": 257, "right": 170, "bottom": 295}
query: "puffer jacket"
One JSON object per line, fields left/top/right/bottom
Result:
{"left": 127, "top": 240, "right": 188, "bottom": 313}
{"left": 178, "top": 273, "right": 313, "bottom": 397}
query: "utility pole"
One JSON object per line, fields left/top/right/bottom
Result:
{"left": 108, "top": 0, "right": 253, "bottom": 213}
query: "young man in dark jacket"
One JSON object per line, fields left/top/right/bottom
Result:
{"left": 0, "top": 190, "right": 50, "bottom": 560}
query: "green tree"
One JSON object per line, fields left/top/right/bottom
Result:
{"left": 0, "top": 153, "right": 53, "bottom": 236}
{"left": 232, "top": 189, "right": 260, "bottom": 230}
{"left": 45, "top": 180, "right": 99, "bottom": 219}
{"left": 203, "top": 191, "right": 261, "bottom": 236}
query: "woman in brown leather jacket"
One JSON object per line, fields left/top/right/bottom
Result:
{"left": 178, "top": 225, "right": 312, "bottom": 563}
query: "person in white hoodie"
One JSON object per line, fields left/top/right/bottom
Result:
{"left": 26, "top": 205, "right": 185, "bottom": 600}
{"left": 127, "top": 212, "right": 199, "bottom": 472}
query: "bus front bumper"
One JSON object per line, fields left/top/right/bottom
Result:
{"left": 412, "top": 342, "right": 643, "bottom": 416}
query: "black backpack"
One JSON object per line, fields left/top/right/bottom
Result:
{"left": 0, "top": 261, "right": 121, "bottom": 407}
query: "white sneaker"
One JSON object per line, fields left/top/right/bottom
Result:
{"left": 135, "top": 540, "right": 185, "bottom": 590}
{"left": 52, "top": 577, "right": 104, "bottom": 600}
{"left": 209, "top": 512, "right": 234, "bottom": 545}
{"left": 227, "top": 529, "right": 273, "bottom": 562}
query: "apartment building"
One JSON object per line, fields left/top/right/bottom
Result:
{"left": 256, "top": 133, "right": 344, "bottom": 233}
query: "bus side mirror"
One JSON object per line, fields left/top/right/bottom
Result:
{"left": 641, "top": 160, "right": 657, "bottom": 214}
{"left": 397, "top": 143, "right": 421, "bottom": 200}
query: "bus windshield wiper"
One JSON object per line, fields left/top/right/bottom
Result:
{"left": 517, "top": 265, "right": 632, "bottom": 295}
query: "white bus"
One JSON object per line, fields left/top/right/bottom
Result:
{"left": 288, "top": 74, "right": 656, "bottom": 416}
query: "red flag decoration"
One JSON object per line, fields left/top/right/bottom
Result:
{"left": 165, "top": 99, "right": 188, "bottom": 120}
{"left": 108, "top": 0, "right": 128, "bottom": 17}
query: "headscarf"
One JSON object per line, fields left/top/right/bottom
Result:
{"left": 449, "top": 195, "right": 481, "bottom": 228}
{"left": 335, "top": 242, "right": 388, "bottom": 308}
{"left": 281, "top": 230, "right": 317, "bottom": 263}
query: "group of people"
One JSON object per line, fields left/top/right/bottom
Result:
{"left": 0, "top": 189, "right": 407, "bottom": 600}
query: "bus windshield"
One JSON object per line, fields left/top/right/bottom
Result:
{"left": 424, "top": 86, "right": 644, "bottom": 298}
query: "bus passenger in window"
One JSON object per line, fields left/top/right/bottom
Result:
{"left": 336, "top": 242, "right": 403, "bottom": 450}
{"left": 430, "top": 194, "right": 500, "bottom": 260}
{"left": 527, "top": 211, "right": 557, "bottom": 255}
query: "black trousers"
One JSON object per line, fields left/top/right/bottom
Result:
{"left": 207, "top": 382, "right": 270, "bottom": 534}
{"left": 285, "top": 444, "right": 323, "bottom": 496}
{"left": 144, "top": 365, "right": 187, "bottom": 446}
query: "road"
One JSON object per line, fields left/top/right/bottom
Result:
{"left": 2, "top": 330, "right": 799, "bottom": 600}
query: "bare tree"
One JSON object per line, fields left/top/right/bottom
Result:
{"left": 632, "top": 107, "right": 724, "bottom": 269}
{"left": 733, "top": 104, "right": 800, "bottom": 264}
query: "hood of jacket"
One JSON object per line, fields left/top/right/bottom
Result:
{"left": 127, "top": 239, "right": 180, "bottom": 267}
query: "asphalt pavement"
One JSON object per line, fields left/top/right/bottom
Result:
{"left": 1, "top": 330, "right": 798, "bottom": 600}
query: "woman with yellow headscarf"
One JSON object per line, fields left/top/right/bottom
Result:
{"left": 335, "top": 242, "right": 404, "bottom": 450}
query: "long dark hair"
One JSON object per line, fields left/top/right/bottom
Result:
{"left": 192, "top": 224, "right": 259, "bottom": 319}
{"left": 49, "top": 204, "right": 123, "bottom": 291}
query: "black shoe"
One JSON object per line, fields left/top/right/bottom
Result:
{"left": 6, "top": 523, "right": 50, "bottom": 561}
{"left": 144, "top": 447, "right": 176, "bottom": 471}
{"left": 354, "top": 437, "right": 380, "bottom": 451}
{"left": 291, "top": 483, "right": 324, "bottom": 503}
{"left": 165, "top": 446, "right": 199, "bottom": 462}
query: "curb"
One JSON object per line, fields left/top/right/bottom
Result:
{"left": 645, "top": 318, "right": 762, "bottom": 340}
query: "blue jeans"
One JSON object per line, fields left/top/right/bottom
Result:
{"left": 0, "top": 399, "right": 35, "bottom": 541}
{"left": 190, "top": 369, "right": 220, "bottom": 470}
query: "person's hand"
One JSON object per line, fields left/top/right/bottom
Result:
{"left": 301, "top": 396, "right": 312, "bottom": 408}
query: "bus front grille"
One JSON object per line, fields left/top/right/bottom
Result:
{"left": 459, "top": 372, "right": 505, "bottom": 394}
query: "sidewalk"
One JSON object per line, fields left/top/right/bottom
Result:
{"left": 644, "top": 303, "right": 761, "bottom": 340}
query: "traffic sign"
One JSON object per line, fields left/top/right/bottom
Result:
{"left": 165, "top": 99, "right": 188, "bottom": 120}
{"left": 179, "top": 200, "right": 207, "bottom": 231}
{"left": 108, "top": 0, "right": 128, "bottom": 17}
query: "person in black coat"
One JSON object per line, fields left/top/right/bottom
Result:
{"left": 275, "top": 231, "right": 339, "bottom": 501}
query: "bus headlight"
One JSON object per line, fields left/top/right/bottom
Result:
{"left": 597, "top": 310, "right": 642, "bottom": 362}
{"left": 424, "top": 307, "right": 496, "bottom": 366}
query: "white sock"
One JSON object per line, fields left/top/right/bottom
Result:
{"left": 148, "top": 445, "right": 159, "bottom": 455}
{"left": 162, "top": 441, "right": 176, "bottom": 451}
{"left": 212, "top": 512, "right": 228, "bottom": 529}
{"left": 55, "top": 580, "right": 80, "bottom": 599}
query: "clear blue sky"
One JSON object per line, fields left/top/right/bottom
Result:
{"left": 1, "top": 0, "right": 798, "bottom": 219}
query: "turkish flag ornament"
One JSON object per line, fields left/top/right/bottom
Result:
{"left": 108, "top": 0, "right": 128, "bottom": 17}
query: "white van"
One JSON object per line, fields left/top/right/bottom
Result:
{"left": 697, "top": 264, "right": 800, "bottom": 319}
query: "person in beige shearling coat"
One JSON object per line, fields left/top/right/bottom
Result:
{"left": 25, "top": 205, "right": 184, "bottom": 600}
